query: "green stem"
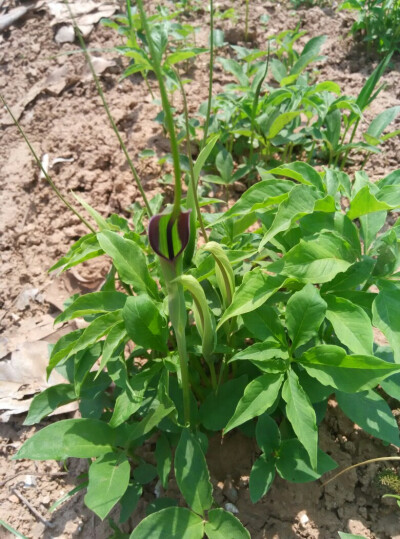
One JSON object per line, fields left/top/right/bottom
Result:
{"left": 340, "top": 118, "right": 360, "bottom": 170}
{"left": 0, "top": 94, "right": 95, "bottom": 233}
{"left": 161, "top": 260, "right": 191, "bottom": 427}
{"left": 66, "top": 1, "right": 153, "bottom": 218}
{"left": 175, "top": 69, "right": 208, "bottom": 242}
{"left": 136, "top": 0, "right": 182, "bottom": 217}
{"left": 201, "top": 0, "right": 214, "bottom": 151}
{"left": 208, "top": 360, "right": 217, "bottom": 391}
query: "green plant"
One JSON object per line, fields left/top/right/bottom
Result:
{"left": 4, "top": 3, "right": 400, "bottom": 538}
{"left": 339, "top": 0, "right": 400, "bottom": 55}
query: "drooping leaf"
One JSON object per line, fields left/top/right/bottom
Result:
{"left": 268, "top": 162, "right": 324, "bottom": 191}
{"left": 249, "top": 456, "right": 276, "bottom": 503}
{"left": 175, "top": 429, "right": 213, "bottom": 515}
{"left": 325, "top": 295, "right": 373, "bottom": 355}
{"left": 286, "top": 283, "right": 327, "bottom": 351}
{"left": 337, "top": 390, "right": 400, "bottom": 446}
{"left": 372, "top": 290, "right": 400, "bottom": 363}
{"left": 84, "top": 452, "right": 130, "bottom": 520}
{"left": 282, "top": 369, "right": 318, "bottom": 469}
{"left": 256, "top": 413, "right": 281, "bottom": 455}
{"left": 119, "top": 483, "right": 142, "bottom": 524}
{"left": 298, "top": 345, "right": 400, "bottom": 392}
{"left": 24, "top": 384, "right": 76, "bottom": 426}
{"left": 15, "top": 419, "right": 115, "bottom": 460}
{"left": 224, "top": 373, "right": 284, "bottom": 434}
{"left": 276, "top": 439, "right": 337, "bottom": 482}
{"left": 347, "top": 185, "right": 394, "bottom": 220}
{"left": 55, "top": 292, "right": 128, "bottom": 324}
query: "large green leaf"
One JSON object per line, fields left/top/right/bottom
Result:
{"left": 213, "top": 179, "right": 293, "bottom": 224}
{"left": 97, "top": 231, "right": 158, "bottom": 298}
{"left": 276, "top": 439, "right": 337, "bottom": 482}
{"left": 24, "top": 384, "right": 76, "bottom": 426}
{"left": 129, "top": 507, "right": 204, "bottom": 539}
{"left": 123, "top": 295, "right": 168, "bottom": 353}
{"left": 286, "top": 283, "right": 327, "bottom": 351}
{"left": 337, "top": 390, "right": 400, "bottom": 446}
{"left": 229, "top": 340, "right": 289, "bottom": 373}
{"left": 15, "top": 419, "right": 115, "bottom": 460}
{"left": 55, "top": 292, "right": 127, "bottom": 324}
{"left": 347, "top": 185, "right": 394, "bottom": 220}
{"left": 217, "top": 270, "right": 286, "bottom": 328}
{"left": 273, "top": 231, "right": 355, "bottom": 283}
{"left": 267, "top": 112, "right": 302, "bottom": 139}
{"left": 205, "top": 508, "right": 250, "bottom": 538}
{"left": 260, "top": 184, "right": 323, "bottom": 247}
{"left": 224, "top": 373, "right": 284, "bottom": 433}
{"left": 126, "top": 400, "right": 175, "bottom": 442}
{"left": 268, "top": 162, "right": 324, "bottom": 191}
{"left": 367, "top": 106, "right": 400, "bottom": 139}
{"left": 321, "top": 257, "right": 375, "bottom": 292}
{"left": 84, "top": 453, "right": 130, "bottom": 520}
{"left": 282, "top": 369, "right": 318, "bottom": 469}
{"left": 325, "top": 295, "right": 373, "bottom": 355}
{"left": 373, "top": 290, "right": 400, "bottom": 363}
{"left": 298, "top": 345, "right": 400, "bottom": 392}
{"left": 175, "top": 429, "right": 213, "bottom": 515}
{"left": 256, "top": 413, "right": 281, "bottom": 455}
{"left": 155, "top": 433, "right": 172, "bottom": 489}
{"left": 249, "top": 456, "right": 276, "bottom": 503}
{"left": 199, "top": 376, "right": 248, "bottom": 431}
{"left": 49, "top": 233, "right": 103, "bottom": 272}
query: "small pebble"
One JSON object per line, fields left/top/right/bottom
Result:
{"left": 224, "top": 502, "right": 239, "bottom": 514}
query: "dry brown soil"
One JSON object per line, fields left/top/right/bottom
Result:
{"left": 1, "top": 1, "right": 400, "bottom": 538}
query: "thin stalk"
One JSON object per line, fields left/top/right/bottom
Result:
{"left": 244, "top": 0, "right": 250, "bottom": 42}
{"left": 208, "top": 360, "right": 217, "bottom": 391}
{"left": 66, "top": 1, "right": 153, "bottom": 218}
{"left": 322, "top": 457, "right": 400, "bottom": 488}
{"left": 175, "top": 69, "right": 208, "bottom": 241}
{"left": 0, "top": 94, "right": 95, "bottom": 233}
{"left": 340, "top": 118, "right": 360, "bottom": 170}
{"left": 201, "top": 0, "right": 214, "bottom": 151}
{"left": 249, "top": 50, "right": 269, "bottom": 165}
{"left": 136, "top": 0, "right": 182, "bottom": 217}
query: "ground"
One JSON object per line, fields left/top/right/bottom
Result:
{"left": 1, "top": 0, "right": 400, "bottom": 537}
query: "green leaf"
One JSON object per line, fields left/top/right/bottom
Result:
{"left": 55, "top": 292, "right": 127, "bottom": 324}
{"left": 337, "top": 390, "right": 400, "bottom": 445}
{"left": 47, "top": 329, "right": 83, "bottom": 375}
{"left": 229, "top": 340, "right": 289, "bottom": 373}
{"left": 49, "top": 233, "right": 103, "bottom": 272}
{"left": 325, "top": 295, "right": 373, "bottom": 355}
{"left": 204, "top": 508, "right": 250, "bottom": 539}
{"left": 127, "top": 400, "right": 175, "bottom": 442}
{"left": 260, "top": 184, "right": 325, "bottom": 247}
{"left": 84, "top": 453, "right": 130, "bottom": 520}
{"left": 123, "top": 295, "right": 168, "bottom": 353}
{"left": 155, "top": 433, "right": 172, "bottom": 489}
{"left": 199, "top": 376, "right": 248, "bottom": 431}
{"left": 298, "top": 345, "right": 400, "bottom": 392}
{"left": 24, "top": 384, "right": 76, "bottom": 425}
{"left": 119, "top": 483, "right": 142, "bottom": 524}
{"left": 367, "top": 106, "right": 400, "bottom": 139}
{"left": 213, "top": 179, "right": 293, "bottom": 224}
{"left": 276, "top": 439, "right": 337, "bottom": 482}
{"left": 355, "top": 52, "right": 392, "bottom": 113}
{"left": 242, "top": 304, "right": 287, "bottom": 345}
{"left": 274, "top": 231, "right": 355, "bottom": 283}
{"left": 224, "top": 373, "right": 284, "bottom": 434}
{"left": 286, "top": 283, "right": 327, "bottom": 351}
{"left": 321, "top": 257, "right": 375, "bottom": 293}
{"left": 73, "top": 193, "right": 113, "bottom": 231}
{"left": 282, "top": 370, "right": 318, "bottom": 469}
{"left": 215, "top": 148, "right": 234, "bottom": 183}
{"left": 97, "top": 231, "right": 158, "bottom": 298}
{"left": 269, "top": 162, "right": 324, "bottom": 191}
{"left": 256, "top": 413, "right": 281, "bottom": 455}
{"left": 15, "top": 419, "right": 115, "bottom": 460}
{"left": 373, "top": 290, "right": 400, "bottom": 363}
{"left": 133, "top": 463, "right": 158, "bottom": 485}
{"left": 129, "top": 507, "right": 204, "bottom": 539}
{"left": 217, "top": 57, "right": 248, "bottom": 86}
{"left": 267, "top": 112, "right": 302, "bottom": 139}
{"left": 249, "top": 456, "right": 276, "bottom": 503}
{"left": 217, "top": 270, "right": 286, "bottom": 328}
{"left": 347, "top": 185, "right": 393, "bottom": 220}
{"left": 97, "top": 321, "right": 127, "bottom": 375}
{"left": 175, "top": 429, "right": 213, "bottom": 515}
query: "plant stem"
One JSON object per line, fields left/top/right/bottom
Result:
{"left": 175, "top": 69, "right": 208, "bottom": 241}
{"left": 136, "top": 0, "right": 182, "bottom": 217}
{"left": 245, "top": 0, "right": 249, "bottom": 42}
{"left": 0, "top": 95, "right": 95, "bottom": 233}
{"left": 66, "top": 1, "right": 153, "bottom": 218}
{"left": 340, "top": 118, "right": 360, "bottom": 170}
{"left": 161, "top": 260, "right": 191, "bottom": 427}
{"left": 201, "top": 0, "right": 214, "bottom": 151}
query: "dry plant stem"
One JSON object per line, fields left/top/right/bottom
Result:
{"left": 245, "top": 0, "right": 250, "bottom": 42}
{"left": 201, "top": 0, "right": 214, "bottom": 151}
{"left": 65, "top": 1, "right": 153, "bottom": 218}
{"left": 322, "top": 456, "right": 400, "bottom": 487}
{"left": 0, "top": 95, "right": 95, "bottom": 233}
{"left": 175, "top": 69, "right": 208, "bottom": 241}
{"left": 136, "top": 0, "right": 182, "bottom": 217}
{"left": 11, "top": 487, "right": 55, "bottom": 528}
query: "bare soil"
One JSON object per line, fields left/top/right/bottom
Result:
{"left": 1, "top": 1, "right": 400, "bottom": 537}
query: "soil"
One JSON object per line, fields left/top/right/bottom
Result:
{"left": 1, "top": 0, "right": 400, "bottom": 538}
